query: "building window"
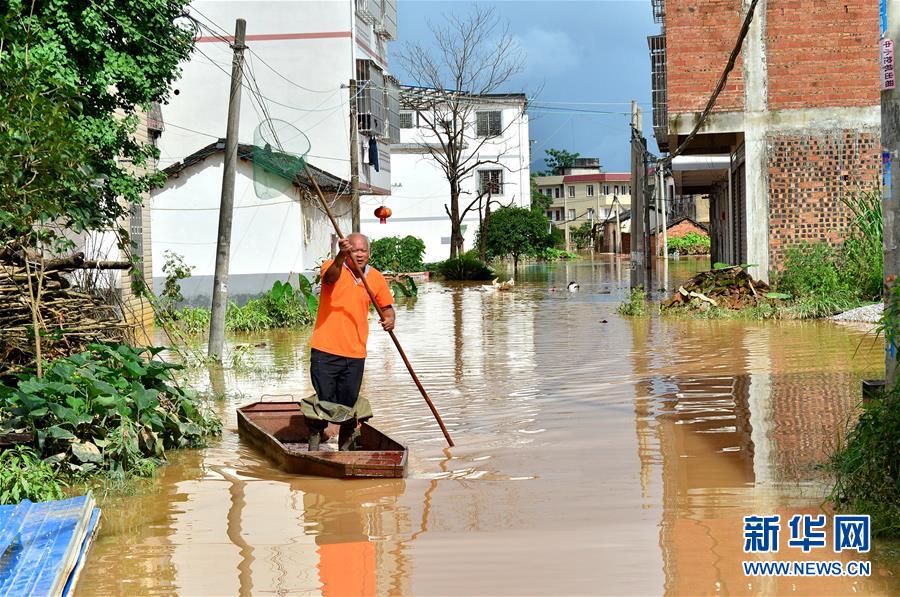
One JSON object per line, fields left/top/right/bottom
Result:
{"left": 603, "top": 184, "right": 610, "bottom": 195}
{"left": 614, "top": 185, "right": 620, "bottom": 195}
{"left": 399, "top": 112, "right": 415, "bottom": 128}
{"left": 441, "top": 236, "right": 451, "bottom": 245}
{"left": 586, "top": 185, "right": 594, "bottom": 197}
{"left": 476, "top": 110, "right": 502, "bottom": 137}
{"left": 544, "top": 188, "right": 553, "bottom": 197}
{"left": 568, "top": 209, "right": 576, "bottom": 220}
{"left": 555, "top": 209, "right": 562, "bottom": 221}
{"left": 587, "top": 207, "right": 595, "bottom": 219}
{"left": 478, "top": 169, "right": 503, "bottom": 195}
{"left": 624, "top": 185, "right": 630, "bottom": 194}
{"left": 568, "top": 186, "right": 575, "bottom": 198}
{"left": 546, "top": 210, "right": 553, "bottom": 220}
{"left": 554, "top": 188, "right": 561, "bottom": 199}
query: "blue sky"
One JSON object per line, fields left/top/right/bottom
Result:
{"left": 392, "top": 0, "right": 661, "bottom": 172}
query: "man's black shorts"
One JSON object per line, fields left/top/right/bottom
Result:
{"left": 309, "top": 348, "right": 366, "bottom": 409}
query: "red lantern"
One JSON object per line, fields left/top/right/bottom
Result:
{"left": 374, "top": 205, "right": 392, "bottom": 224}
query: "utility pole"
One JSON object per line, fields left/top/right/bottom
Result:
{"left": 884, "top": 1, "right": 900, "bottom": 387}
{"left": 659, "top": 163, "right": 669, "bottom": 291}
{"left": 208, "top": 18, "right": 246, "bottom": 361}
{"left": 630, "top": 101, "right": 645, "bottom": 269}
{"left": 349, "top": 79, "right": 361, "bottom": 233}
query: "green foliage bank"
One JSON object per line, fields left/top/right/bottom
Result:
{"left": 0, "top": 344, "right": 221, "bottom": 503}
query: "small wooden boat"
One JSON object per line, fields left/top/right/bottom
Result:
{"left": 237, "top": 401, "right": 408, "bottom": 479}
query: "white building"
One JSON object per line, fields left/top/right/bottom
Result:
{"left": 363, "top": 88, "right": 530, "bottom": 262}
{"left": 152, "top": 0, "right": 399, "bottom": 300}
{"left": 153, "top": 141, "right": 352, "bottom": 306}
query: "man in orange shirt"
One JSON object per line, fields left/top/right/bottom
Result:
{"left": 302, "top": 233, "right": 395, "bottom": 451}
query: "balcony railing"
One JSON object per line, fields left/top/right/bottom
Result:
{"left": 648, "top": 34, "right": 668, "bottom": 152}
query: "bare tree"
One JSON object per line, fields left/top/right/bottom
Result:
{"left": 396, "top": 6, "right": 525, "bottom": 259}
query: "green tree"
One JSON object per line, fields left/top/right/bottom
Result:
{"left": 1, "top": 0, "right": 194, "bottom": 375}
{"left": 1, "top": 0, "right": 194, "bottom": 251}
{"left": 570, "top": 221, "right": 594, "bottom": 249}
{"left": 544, "top": 148, "right": 580, "bottom": 175}
{"left": 530, "top": 176, "right": 552, "bottom": 213}
{"left": 479, "top": 206, "right": 553, "bottom": 270}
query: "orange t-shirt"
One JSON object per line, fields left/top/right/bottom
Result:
{"left": 310, "top": 259, "right": 393, "bottom": 358}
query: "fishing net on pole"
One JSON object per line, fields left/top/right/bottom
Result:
{"left": 252, "top": 119, "right": 311, "bottom": 199}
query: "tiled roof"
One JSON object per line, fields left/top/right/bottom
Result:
{"left": 163, "top": 140, "right": 348, "bottom": 192}
{"left": 562, "top": 173, "right": 631, "bottom": 183}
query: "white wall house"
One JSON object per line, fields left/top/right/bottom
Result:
{"left": 152, "top": 0, "right": 399, "bottom": 298}
{"left": 152, "top": 141, "right": 352, "bottom": 306}
{"left": 363, "top": 89, "right": 530, "bottom": 263}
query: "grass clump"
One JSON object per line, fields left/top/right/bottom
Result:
{"left": 175, "top": 306, "right": 211, "bottom": 335}
{"left": 617, "top": 286, "right": 647, "bottom": 317}
{"left": 435, "top": 253, "right": 495, "bottom": 281}
{"left": 0, "top": 343, "right": 221, "bottom": 491}
{"left": 828, "top": 391, "right": 900, "bottom": 537}
{"left": 0, "top": 446, "right": 66, "bottom": 504}
{"left": 226, "top": 278, "right": 318, "bottom": 333}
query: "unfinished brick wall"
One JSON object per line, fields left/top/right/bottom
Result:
{"left": 766, "top": 131, "right": 880, "bottom": 268}
{"left": 665, "top": 0, "right": 745, "bottom": 114}
{"left": 766, "top": 0, "right": 879, "bottom": 110}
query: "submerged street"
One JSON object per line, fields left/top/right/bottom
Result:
{"left": 78, "top": 257, "right": 900, "bottom": 595}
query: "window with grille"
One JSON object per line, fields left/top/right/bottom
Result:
{"left": 479, "top": 169, "right": 503, "bottom": 195}
{"left": 476, "top": 111, "right": 502, "bottom": 137}
{"left": 129, "top": 202, "right": 143, "bottom": 283}
{"left": 399, "top": 112, "right": 414, "bottom": 128}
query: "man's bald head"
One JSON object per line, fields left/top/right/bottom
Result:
{"left": 347, "top": 233, "right": 369, "bottom": 249}
{"left": 345, "top": 233, "right": 371, "bottom": 269}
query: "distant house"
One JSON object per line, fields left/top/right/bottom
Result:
{"left": 370, "top": 87, "right": 530, "bottom": 262}
{"left": 535, "top": 160, "right": 631, "bottom": 249}
{"left": 151, "top": 140, "right": 351, "bottom": 306}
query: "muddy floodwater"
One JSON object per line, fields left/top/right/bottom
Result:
{"left": 78, "top": 256, "right": 900, "bottom": 596}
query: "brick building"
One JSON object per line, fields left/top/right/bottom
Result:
{"left": 649, "top": 0, "right": 880, "bottom": 280}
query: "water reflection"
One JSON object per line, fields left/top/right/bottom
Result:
{"left": 77, "top": 256, "right": 900, "bottom": 596}
{"left": 630, "top": 319, "right": 894, "bottom": 594}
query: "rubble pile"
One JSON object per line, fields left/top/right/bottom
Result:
{"left": 0, "top": 254, "right": 129, "bottom": 379}
{"left": 662, "top": 265, "right": 771, "bottom": 311}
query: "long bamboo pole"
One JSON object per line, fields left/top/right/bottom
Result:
{"left": 303, "top": 164, "right": 455, "bottom": 447}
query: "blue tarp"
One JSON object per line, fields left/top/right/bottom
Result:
{"left": 0, "top": 494, "right": 100, "bottom": 597}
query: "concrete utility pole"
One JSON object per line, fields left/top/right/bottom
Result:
{"left": 349, "top": 79, "right": 361, "bottom": 233}
{"left": 885, "top": 2, "right": 900, "bottom": 386}
{"left": 630, "top": 101, "right": 645, "bottom": 268}
{"left": 208, "top": 18, "right": 246, "bottom": 361}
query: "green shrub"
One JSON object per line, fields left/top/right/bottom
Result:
{"left": 617, "top": 286, "right": 647, "bottom": 317}
{"left": 667, "top": 232, "right": 710, "bottom": 255}
{"left": 775, "top": 243, "right": 851, "bottom": 303}
{"left": 0, "top": 343, "right": 221, "bottom": 481}
{"left": 436, "top": 254, "right": 495, "bottom": 281}
{"left": 176, "top": 306, "right": 211, "bottom": 335}
{"left": 225, "top": 278, "right": 317, "bottom": 332}
{"left": 0, "top": 446, "right": 65, "bottom": 504}
{"left": 828, "top": 393, "right": 900, "bottom": 537}
{"left": 537, "top": 247, "right": 578, "bottom": 261}
{"left": 369, "top": 236, "right": 426, "bottom": 272}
